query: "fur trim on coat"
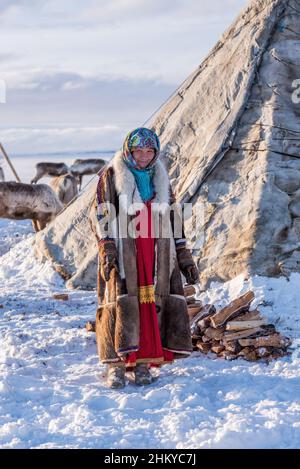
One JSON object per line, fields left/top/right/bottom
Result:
{"left": 92, "top": 151, "right": 194, "bottom": 364}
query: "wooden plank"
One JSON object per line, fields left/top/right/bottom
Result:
{"left": 187, "top": 304, "right": 203, "bottom": 320}
{"left": 234, "top": 309, "right": 261, "bottom": 321}
{"left": 224, "top": 340, "right": 241, "bottom": 354}
{"left": 267, "top": 348, "right": 289, "bottom": 360}
{"left": 196, "top": 341, "right": 211, "bottom": 353}
{"left": 240, "top": 347, "right": 258, "bottom": 361}
{"left": 184, "top": 285, "right": 196, "bottom": 297}
{"left": 198, "top": 317, "right": 212, "bottom": 332}
{"left": 211, "top": 344, "right": 225, "bottom": 354}
{"left": 218, "top": 351, "right": 237, "bottom": 360}
{"left": 238, "top": 334, "right": 292, "bottom": 348}
{"left": 202, "top": 335, "right": 212, "bottom": 343}
{"left": 210, "top": 291, "right": 255, "bottom": 328}
{"left": 224, "top": 326, "right": 262, "bottom": 341}
{"left": 53, "top": 293, "right": 69, "bottom": 301}
{"left": 205, "top": 326, "right": 225, "bottom": 340}
{"left": 225, "top": 319, "right": 268, "bottom": 331}
{"left": 190, "top": 304, "right": 216, "bottom": 332}
{"left": 186, "top": 296, "right": 196, "bottom": 305}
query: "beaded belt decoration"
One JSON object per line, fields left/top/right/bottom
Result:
{"left": 138, "top": 285, "right": 155, "bottom": 304}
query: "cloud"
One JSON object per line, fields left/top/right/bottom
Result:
{"left": 1, "top": 71, "right": 174, "bottom": 124}
{"left": 0, "top": 71, "right": 174, "bottom": 152}
{"left": 0, "top": 0, "right": 248, "bottom": 153}
{"left": 0, "top": 125, "right": 124, "bottom": 154}
{"left": 0, "top": 53, "right": 17, "bottom": 62}
{"left": 0, "top": 0, "right": 247, "bottom": 29}
{"left": 81, "top": 0, "right": 179, "bottom": 25}
{"left": 0, "top": 0, "right": 43, "bottom": 17}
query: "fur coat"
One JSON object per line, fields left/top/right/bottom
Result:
{"left": 92, "top": 150, "right": 193, "bottom": 364}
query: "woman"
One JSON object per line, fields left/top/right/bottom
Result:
{"left": 94, "top": 127, "right": 199, "bottom": 388}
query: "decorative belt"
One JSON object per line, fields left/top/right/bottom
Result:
{"left": 138, "top": 285, "right": 155, "bottom": 304}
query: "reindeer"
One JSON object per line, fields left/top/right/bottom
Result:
{"left": 31, "top": 162, "right": 69, "bottom": 184}
{"left": 70, "top": 158, "right": 106, "bottom": 190}
{"left": 49, "top": 173, "right": 78, "bottom": 206}
{"left": 0, "top": 181, "right": 63, "bottom": 232}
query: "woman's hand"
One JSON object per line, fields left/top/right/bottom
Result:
{"left": 176, "top": 247, "right": 199, "bottom": 285}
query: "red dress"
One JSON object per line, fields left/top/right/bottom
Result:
{"left": 125, "top": 198, "right": 174, "bottom": 368}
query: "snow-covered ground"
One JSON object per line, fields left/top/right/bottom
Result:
{"left": 1, "top": 216, "right": 300, "bottom": 449}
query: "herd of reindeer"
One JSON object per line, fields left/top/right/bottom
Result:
{"left": 0, "top": 157, "right": 106, "bottom": 232}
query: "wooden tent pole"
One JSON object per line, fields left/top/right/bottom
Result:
{"left": 0, "top": 142, "right": 21, "bottom": 182}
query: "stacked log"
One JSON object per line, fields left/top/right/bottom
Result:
{"left": 191, "top": 290, "right": 292, "bottom": 361}
{"left": 53, "top": 293, "right": 69, "bottom": 301}
{"left": 85, "top": 286, "right": 292, "bottom": 361}
{"left": 184, "top": 285, "right": 203, "bottom": 320}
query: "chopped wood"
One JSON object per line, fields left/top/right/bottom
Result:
{"left": 256, "top": 324, "right": 277, "bottom": 336}
{"left": 187, "top": 304, "right": 203, "bottom": 320}
{"left": 267, "top": 348, "right": 290, "bottom": 360}
{"left": 184, "top": 285, "right": 196, "bottom": 297}
{"left": 210, "top": 291, "right": 255, "bottom": 328}
{"left": 238, "top": 334, "right": 292, "bottom": 349}
{"left": 202, "top": 335, "right": 212, "bottom": 343}
{"left": 52, "top": 293, "right": 69, "bottom": 301}
{"left": 225, "top": 319, "right": 268, "bottom": 331}
{"left": 190, "top": 304, "right": 216, "bottom": 336}
{"left": 224, "top": 340, "right": 242, "bottom": 354}
{"left": 196, "top": 341, "right": 211, "bottom": 353}
{"left": 198, "top": 317, "right": 212, "bottom": 332}
{"left": 242, "top": 349, "right": 258, "bottom": 361}
{"left": 224, "top": 327, "right": 262, "bottom": 341}
{"left": 211, "top": 339, "right": 221, "bottom": 346}
{"left": 85, "top": 321, "right": 96, "bottom": 332}
{"left": 218, "top": 351, "right": 237, "bottom": 360}
{"left": 186, "top": 296, "right": 195, "bottom": 305}
{"left": 191, "top": 327, "right": 203, "bottom": 339}
{"left": 190, "top": 304, "right": 216, "bottom": 325}
{"left": 256, "top": 347, "right": 272, "bottom": 358}
{"left": 88, "top": 285, "right": 291, "bottom": 363}
{"left": 234, "top": 309, "right": 261, "bottom": 321}
{"left": 205, "top": 326, "right": 226, "bottom": 340}
{"left": 211, "top": 344, "right": 225, "bottom": 354}
{"left": 186, "top": 297, "right": 202, "bottom": 306}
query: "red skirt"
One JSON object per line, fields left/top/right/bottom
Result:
{"left": 125, "top": 199, "right": 174, "bottom": 369}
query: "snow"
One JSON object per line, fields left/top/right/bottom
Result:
{"left": 1, "top": 219, "right": 300, "bottom": 449}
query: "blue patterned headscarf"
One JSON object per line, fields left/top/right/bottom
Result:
{"left": 122, "top": 127, "right": 160, "bottom": 202}
{"left": 122, "top": 127, "right": 160, "bottom": 171}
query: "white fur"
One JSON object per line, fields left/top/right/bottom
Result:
{"left": 109, "top": 150, "right": 170, "bottom": 214}
{"left": 109, "top": 150, "right": 177, "bottom": 280}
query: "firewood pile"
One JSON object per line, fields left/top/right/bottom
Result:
{"left": 185, "top": 286, "right": 292, "bottom": 362}
{"left": 85, "top": 285, "right": 291, "bottom": 362}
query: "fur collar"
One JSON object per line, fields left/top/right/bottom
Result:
{"left": 109, "top": 150, "right": 170, "bottom": 214}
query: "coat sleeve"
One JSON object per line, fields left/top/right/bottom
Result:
{"left": 94, "top": 166, "right": 116, "bottom": 246}
{"left": 169, "top": 186, "right": 198, "bottom": 273}
{"left": 169, "top": 186, "right": 188, "bottom": 251}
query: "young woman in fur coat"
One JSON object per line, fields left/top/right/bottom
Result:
{"left": 94, "top": 127, "right": 199, "bottom": 388}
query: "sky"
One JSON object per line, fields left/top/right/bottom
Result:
{"left": 0, "top": 0, "right": 247, "bottom": 155}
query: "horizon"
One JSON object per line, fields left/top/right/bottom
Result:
{"left": 10, "top": 148, "right": 116, "bottom": 157}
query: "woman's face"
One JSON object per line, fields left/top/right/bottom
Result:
{"left": 131, "top": 147, "right": 155, "bottom": 169}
